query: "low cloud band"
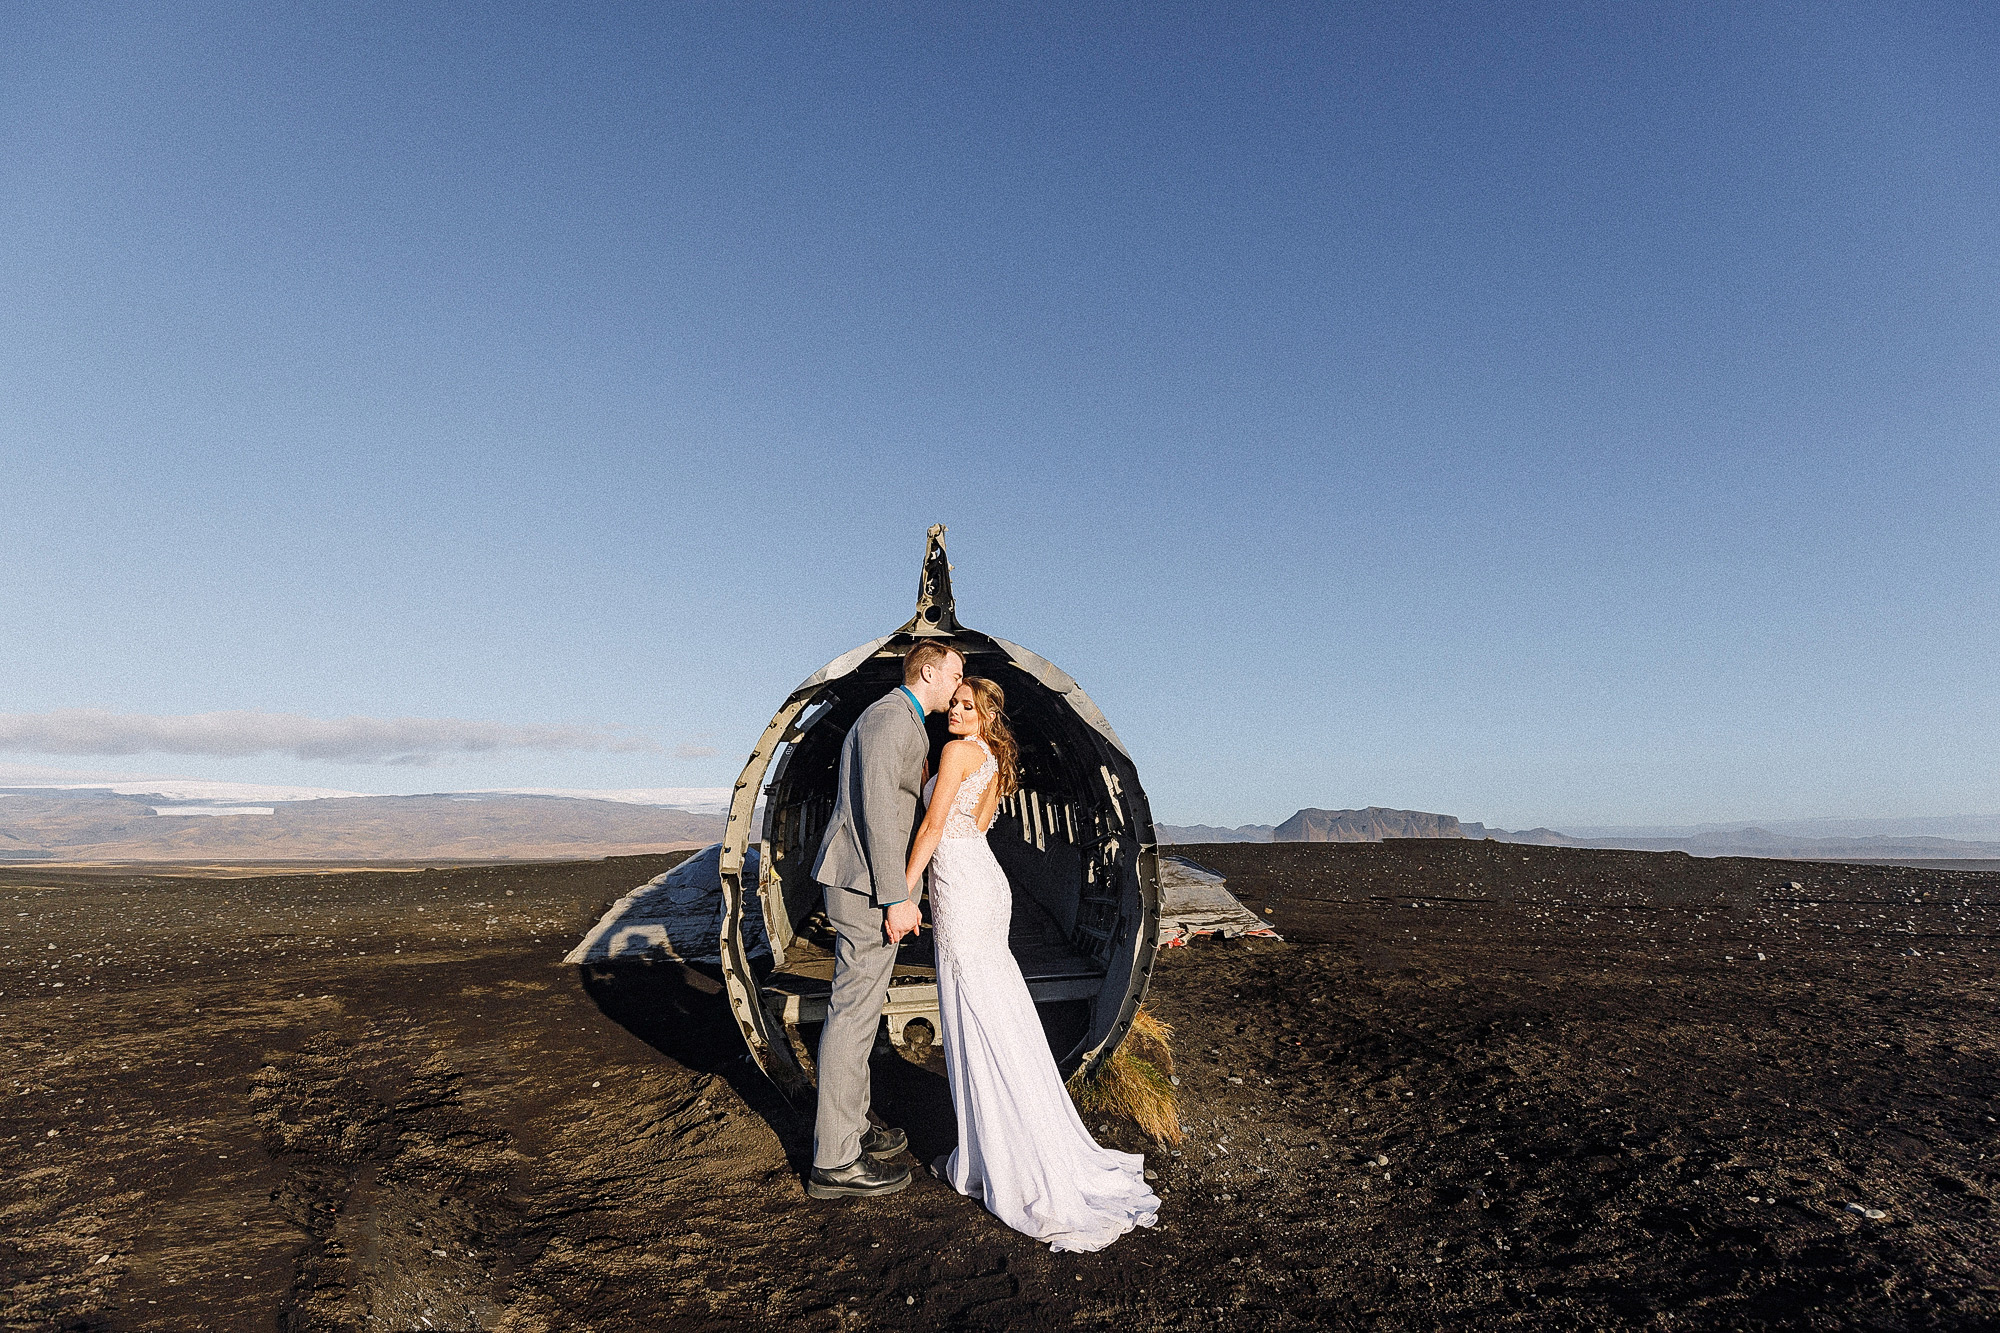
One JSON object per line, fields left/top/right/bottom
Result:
{"left": 0, "top": 709, "right": 662, "bottom": 766}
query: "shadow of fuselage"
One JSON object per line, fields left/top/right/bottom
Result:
{"left": 575, "top": 957, "right": 959, "bottom": 1170}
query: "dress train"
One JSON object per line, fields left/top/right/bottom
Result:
{"left": 924, "top": 742, "right": 1160, "bottom": 1253}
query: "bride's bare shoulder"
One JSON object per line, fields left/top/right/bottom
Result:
{"left": 940, "top": 737, "right": 983, "bottom": 768}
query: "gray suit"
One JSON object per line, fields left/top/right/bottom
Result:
{"left": 810, "top": 687, "right": 929, "bottom": 1169}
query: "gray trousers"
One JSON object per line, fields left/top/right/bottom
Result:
{"left": 812, "top": 884, "right": 900, "bottom": 1169}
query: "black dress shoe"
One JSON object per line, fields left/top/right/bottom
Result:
{"left": 806, "top": 1153, "right": 912, "bottom": 1200}
{"left": 861, "top": 1124, "right": 908, "bottom": 1159}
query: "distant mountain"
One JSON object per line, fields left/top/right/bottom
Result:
{"left": 15, "top": 781, "right": 1995, "bottom": 867}
{"left": 1570, "top": 815, "right": 2000, "bottom": 843}
{"left": 1163, "top": 806, "right": 2000, "bottom": 861}
{"left": 0, "top": 789, "right": 724, "bottom": 863}
{"left": 472, "top": 787, "right": 735, "bottom": 815}
{"left": 1575, "top": 827, "right": 2000, "bottom": 861}
{"left": 1274, "top": 807, "right": 1466, "bottom": 842}
{"left": 1461, "top": 823, "right": 1588, "bottom": 847}
{"left": 1162, "top": 808, "right": 1557, "bottom": 846}
{"left": 1155, "top": 823, "right": 1276, "bottom": 844}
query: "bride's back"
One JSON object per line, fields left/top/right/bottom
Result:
{"left": 930, "top": 737, "right": 1001, "bottom": 836}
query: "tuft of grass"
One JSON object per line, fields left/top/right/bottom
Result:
{"left": 1067, "top": 1005, "right": 1182, "bottom": 1147}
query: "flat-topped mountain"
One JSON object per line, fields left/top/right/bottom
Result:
{"left": 1274, "top": 807, "right": 1466, "bottom": 842}
{"left": 1158, "top": 807, "right": 1550, "bottom": 845}
{"left": 1156, "top": 809, "right": 1480, "bottom": 845}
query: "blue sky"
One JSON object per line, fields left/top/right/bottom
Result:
{"left": 2, "top": 3, "right": 1995, "bottom": 828}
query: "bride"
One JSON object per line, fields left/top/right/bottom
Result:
{"left": 903, "top": 677, "right": 1160, "bottom": 1253}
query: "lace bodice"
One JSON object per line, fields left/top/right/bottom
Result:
{"left": 940, "top": 738, "right": 998, "bottom": 840}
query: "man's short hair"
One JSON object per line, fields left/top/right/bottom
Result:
{"left": 903, "top": 641, "right": 961, "bottom": 685}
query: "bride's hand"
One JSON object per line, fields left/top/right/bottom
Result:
{"left": 885, "top": 898, "right": 923, "bottom": 943}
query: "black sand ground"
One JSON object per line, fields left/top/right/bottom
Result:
{"left": 4, "top": 842, "right": 1995, "bottom": 1331}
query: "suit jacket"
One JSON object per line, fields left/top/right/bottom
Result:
{"left": 811, "top": 687, "right": 929, "bottom": 906}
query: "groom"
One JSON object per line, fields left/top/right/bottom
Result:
{"left": 805, "top": 639, "right": 965, "bottom": 1199}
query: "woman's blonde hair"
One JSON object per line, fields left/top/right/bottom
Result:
{"left": 961, "top": 677, "right": 1020, "bottom": 798}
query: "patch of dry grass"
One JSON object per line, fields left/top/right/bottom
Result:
{"left": 1067, "top": 1005, "right": 1182, "bottom": 1147}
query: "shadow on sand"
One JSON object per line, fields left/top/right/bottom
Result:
{"left": 575, "top": 957, "right": 959, "bottom": 1172}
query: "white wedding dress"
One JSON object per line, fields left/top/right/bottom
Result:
{"left": 923, "top": 739, "right": 1160, "bottom": 1253}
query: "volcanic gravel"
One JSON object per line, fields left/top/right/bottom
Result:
{"left": 3, "top": 841, "right": 1995, "bottom": 1331}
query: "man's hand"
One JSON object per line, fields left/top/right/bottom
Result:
{"left": 884, "top": 899, "right": 923, "bottom": 944}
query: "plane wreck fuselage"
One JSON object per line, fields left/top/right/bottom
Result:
{"left": 716, "top": 527, "right": 1163, "bottom": 1107}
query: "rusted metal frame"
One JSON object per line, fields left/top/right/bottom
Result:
{"left": 758, "top": 696, "right": 829, "bottom": 967}
{"left": 1068, "top": 746, "right": 1163, "bottom": 1081}
{"left": 718, "top": 687, "right": 821, "bottom": 1106}
{"left": 902, "top": 524, "right": 964, "bottom": 636}
{"left": 717, "top": 641, "right": 907, "bottom": 1106}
